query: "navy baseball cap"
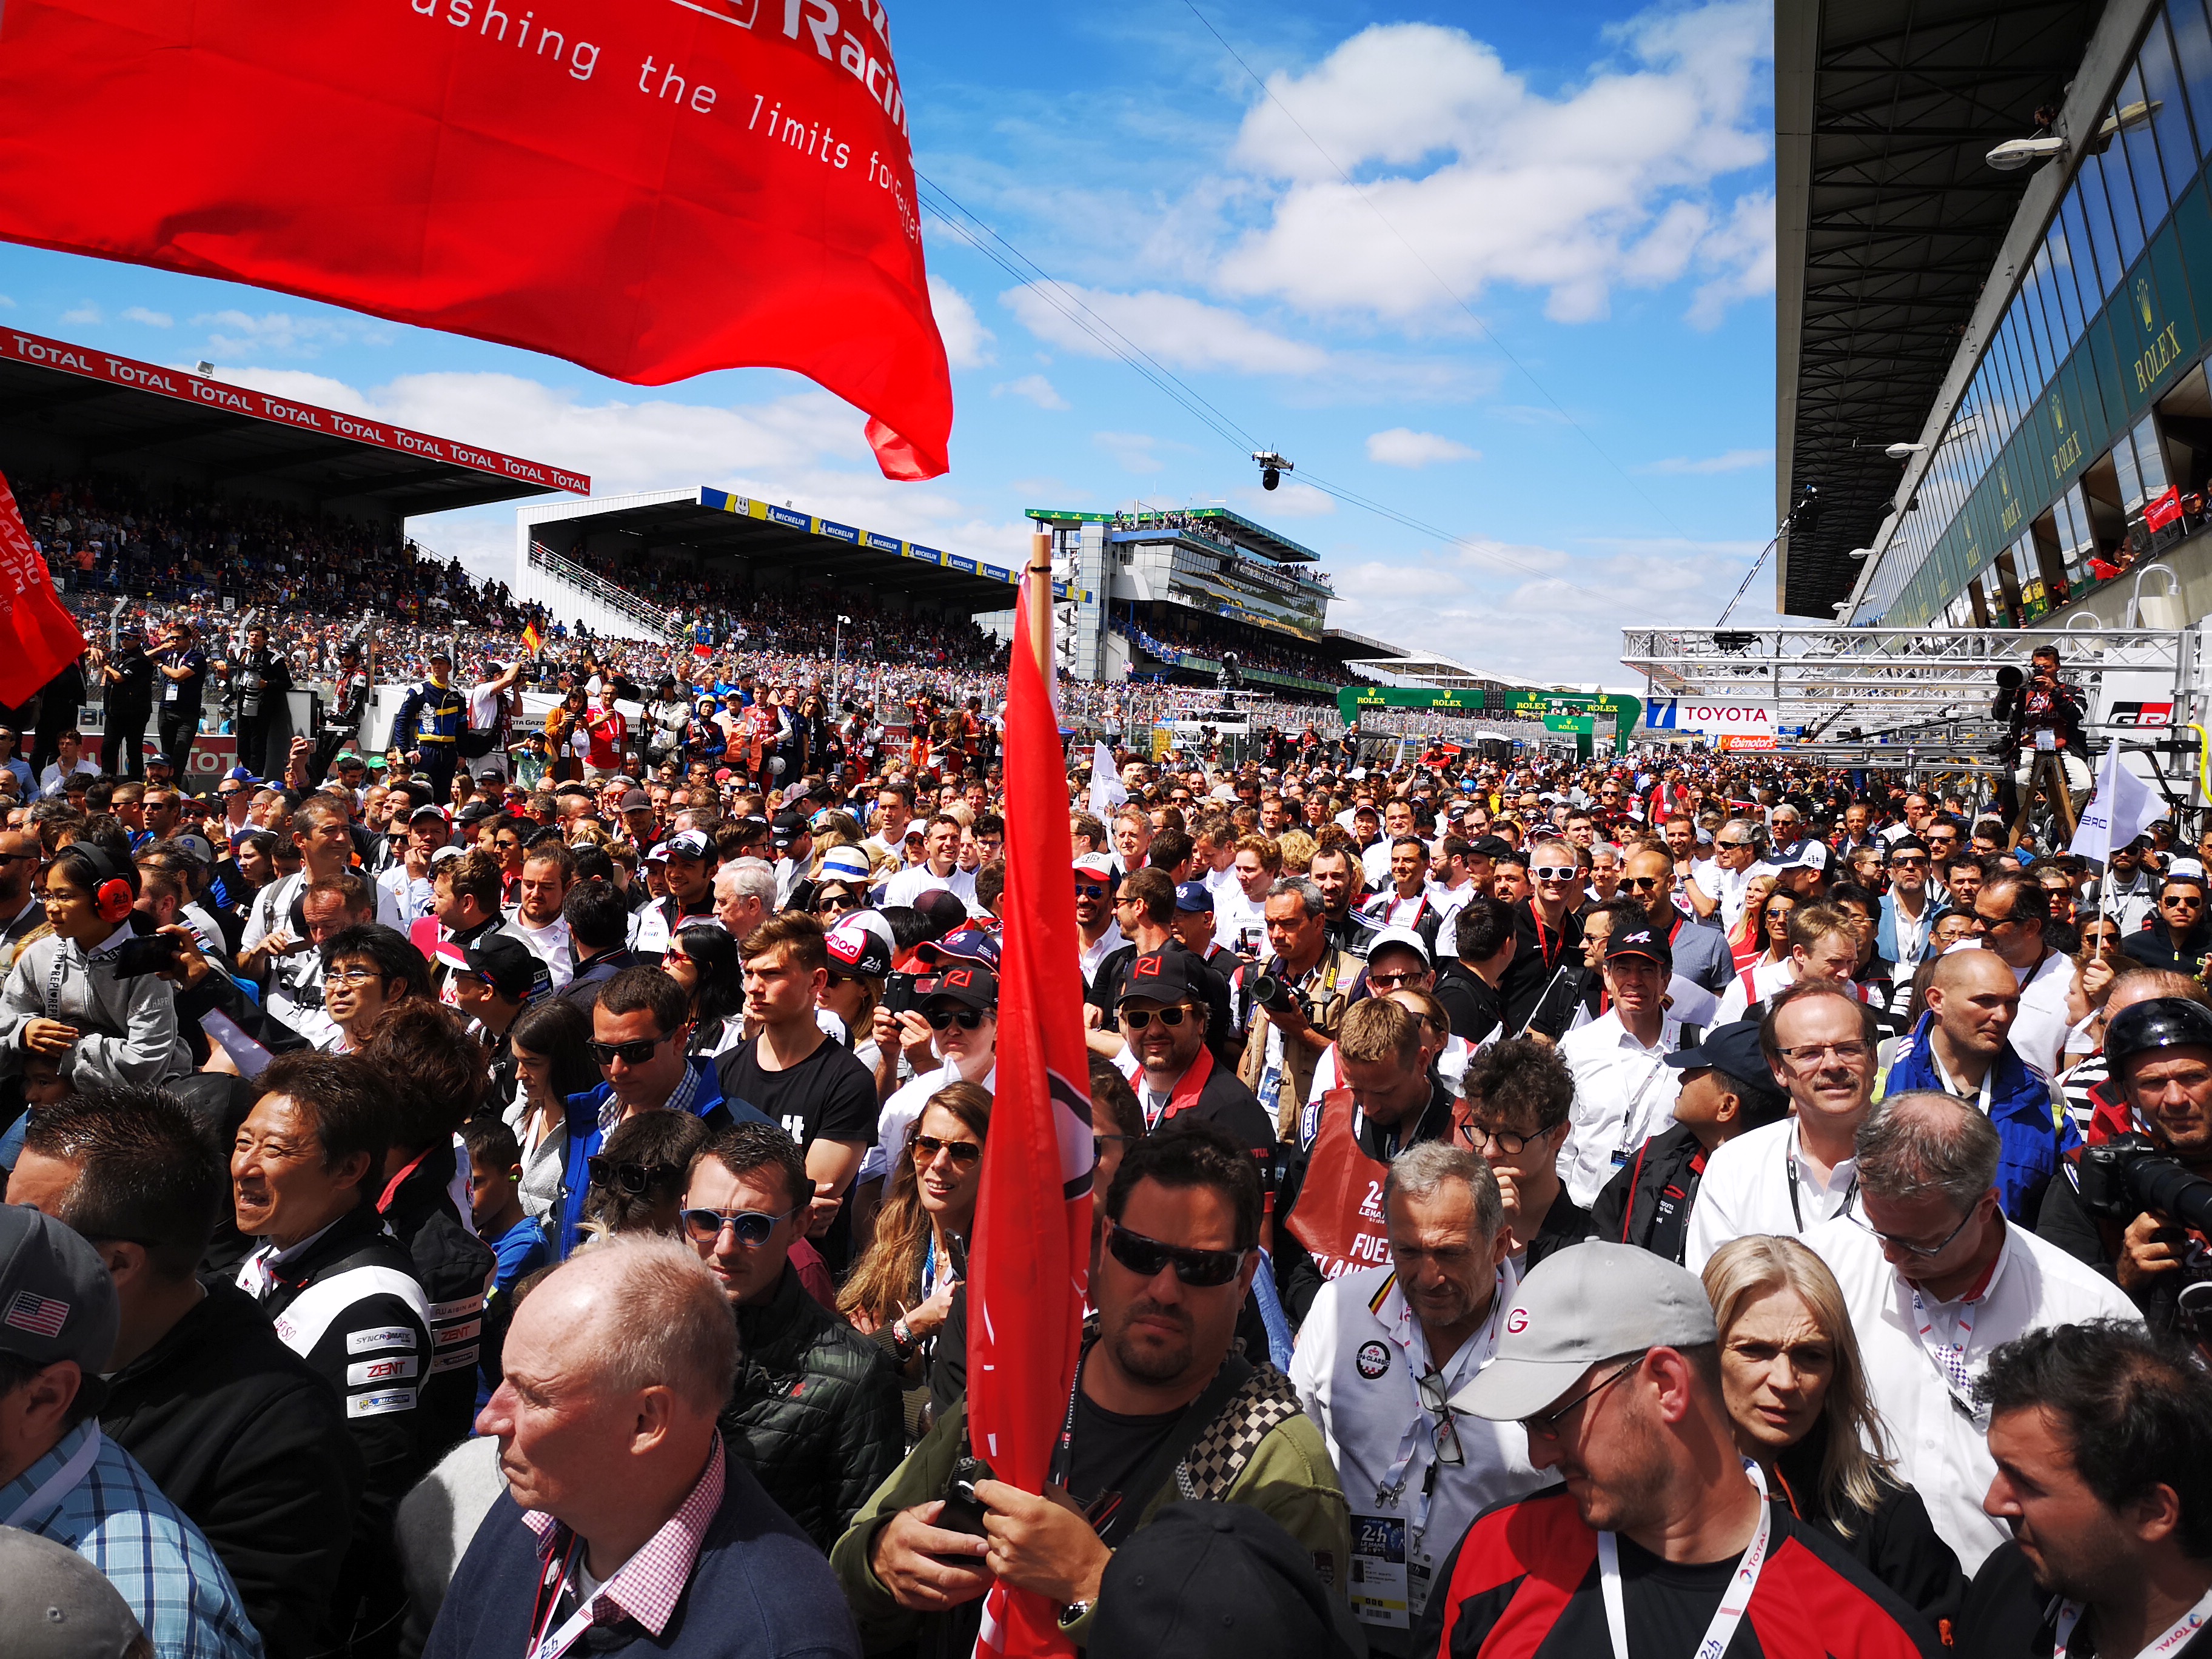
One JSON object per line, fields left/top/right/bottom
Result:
{"left": 1173, "top": 882, "right": 1213, "bottom": 914}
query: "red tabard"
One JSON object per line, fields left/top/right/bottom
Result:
{"left": 1285, "top": 1088, "right": 1395, "bottom": 1281}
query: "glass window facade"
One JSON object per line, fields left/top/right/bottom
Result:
{"left": 1862, "top": 3, "right": 2212, "bottom": 625}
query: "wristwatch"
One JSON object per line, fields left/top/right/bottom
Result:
{"left": 1057, "top": 1600, "right": 1093, "bottom": 1631}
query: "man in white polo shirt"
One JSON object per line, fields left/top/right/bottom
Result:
{"left": 1964, "top": 870, "right": 2072, "bottom": 1076}
{"left": 1686, "top": 980, "right": 1874, "bottom": 1272}
{"left": 1684, "top": 819, "right": 1775, "bottom": 928}
{"left": 1803, "top": 1090, "right": 2140, "bottom": 1574}
{"left": 1557, "top": 922, "right": 1687, "bottom": 1208}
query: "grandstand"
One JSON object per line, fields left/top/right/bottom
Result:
{"left": 1027, "top": 504, "right": 1367, "bottom": 699}
{"left": 512, "top": 486, "right": 1095, "bottom": 658}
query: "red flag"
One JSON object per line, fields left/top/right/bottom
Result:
{"left": 0, "top": 472, "right": 90, "bottom": 708}
{"left": 0, "top": 0, "right": 953, "bottom": 480}
{"left": 2145, "top": 486, "right": 2184, "bottom": 534}
{"left": 967, "top": 569, "right": 1093, "bottom": 1659}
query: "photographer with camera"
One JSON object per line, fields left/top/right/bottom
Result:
{"left": 1993, "top": 645, "right": 2092, "bottom": 826}
{"left": 1236, "top": 876, "right": 1361, "bottom": 1142}
{"left": 2040, "top": 997, "right": 2212, "bottom": 1350}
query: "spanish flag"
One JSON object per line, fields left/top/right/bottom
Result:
{"left": 521, "top": 620, "right": 543, "bottom": 658}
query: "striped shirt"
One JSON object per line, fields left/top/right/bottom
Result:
{"left": 6, "top": 1423, "right": 263, "bottom": 1659}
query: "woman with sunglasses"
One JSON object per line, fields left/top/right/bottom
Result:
{"left": 1702, "top": 1236, "right": 1964, "bottom": 1632}
{"left": 1738, "top": 881, "right": 1792, "bottom": 975}
{"left": 839, "top": 1081, "right": 989, "bottom": 1423}
{"left": 858, "top": 971, "right": 997, "bottom": 1242}
{"left": 580, "top": 1105, "right": 710, "bottom": 1239}
{"left": 664, "top": 921, "right": 746, "bottom": 1056}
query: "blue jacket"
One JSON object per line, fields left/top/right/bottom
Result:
{"left": 555, "top": 1057, "right": 769, "bottom": 1256}
{"left": 1878, "top": 1013, "right": 2079, "bottom": 1221}
{"left": 423, "top": 1450, "right": 860, "bottom": 1659}
{"left": 1876, "top": 891, "right": 1946, "bottom": 968}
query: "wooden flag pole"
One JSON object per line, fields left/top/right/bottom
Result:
{"left": 1026, "top": 529, "right": 1053, "bottom": 681}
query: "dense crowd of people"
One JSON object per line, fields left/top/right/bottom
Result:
{"left": 0, "top": 615, "right": 2201, "bottom": 1659}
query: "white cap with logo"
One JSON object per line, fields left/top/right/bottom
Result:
{"left": 1452, "top": 1242, "right": 1718, "bottom": 1421}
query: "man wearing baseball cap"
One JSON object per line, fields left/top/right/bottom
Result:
{"left": 1556, "top": 922, "right": 1693, "bottom": 1211}
{"left": 1588, "top": 1019, "right": 1790, "bottom": 1264}
{"left": 1419, "top": 1243, "right": 1940, "bottom": 1659}
{"left": 0, "top": 1205, "right": 261, "bottom": 1659}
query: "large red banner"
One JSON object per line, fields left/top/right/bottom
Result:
{"left": 0, "top": 0, "right": 953, "bottom": 480}
{"left": 967, "top": 571, "right": 1093, "bottom": 1659}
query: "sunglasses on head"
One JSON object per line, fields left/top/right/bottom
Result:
{"left": 924, "top": 1005, "right": 986, "bottom": 1030}
{"left": 1104, "top": 1222, "right": 1248, "bottom": 1287}
{"left": 679, "top": 1202, "right": 802, "bottom": 1246}
{"left": 912, "top": 1133, "right": 983, "bottom": 1166}
{"left": 589, "top": 1033, "right": 669, "bottom": 1065}
{"left": 587, "top": 1157, "right": 683, "bottom": 1195}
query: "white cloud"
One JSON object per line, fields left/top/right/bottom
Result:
{"left": 1094, "top": 431, "right": 1165, "bottom": 473}
{"left": 927, "top": 276, "right": 994, "bottom": 369}
{"left": 1213, "top": 4, "right": 1771, "bottom": 326}
{"left": 0, "top": 295, "right": 15, "bottom": 310}
{"left": 993, "top": 374, "right": 1070, "bottom": 410}
{"left": 121, "top": 306, "right": 173, "bottom": 327}
{"left": 1638, "top": 446, "right": 1772, "bottom": 475}
{"left": 189, "top": 309, "right": 381, "bottom": 359}
{"left": 1003, "top": 283, "right": 1329, "bottom": 376}
{"left": 1686, "top": 190, "right": 1775, "bottom": 328}
{"left": 1232, "top": 481, "right": 1336, "bottom": 517}
{"left": 1366, "top": 427, "right": 1479, "bottom": 468}
{"left": 60, "top": 303, "right": 101, "bottom": 325}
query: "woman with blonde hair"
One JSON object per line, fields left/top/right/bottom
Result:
{"left": 839, "top": 1079, "right": 988, "bottom": 1436}
{"left": 1702, "top": 1235, "right": 1964, "bottom": 1632}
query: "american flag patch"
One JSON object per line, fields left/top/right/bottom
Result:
{"left": 4, "top": 1290, "right": 69, "bottom": 1337}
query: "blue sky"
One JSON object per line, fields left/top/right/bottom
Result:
{"left": 0, "top": 0, "right": 1779, "bottom": 683}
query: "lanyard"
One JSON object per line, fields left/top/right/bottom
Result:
{"left": 1932, "top": 1053, "right": 1996, "bottom": 1121}
{"left": 1907, "top": 1281, "right": 1984, "bottom": 1412}
{"left": 1598, "top": 1460, "right": 1771, "bottom": 1659}
{"left": 526, "top": 1530, "right": 598, "bottom": 1659}
{"left": 4, "top": 1426, "right": 102, "bottom": 1529}
{"left": 2055, "top": 1581, "right": 2212, "bottom": 1659}
{"left": 1610, "top": 1039, "right": 1676, "bottom": 1165}
{"left": 1785, "top": 1125, "right": 1857, "bottom": 1232}
{"left": 1375, "top": 1268, "right": 1506, "bottom": 1540}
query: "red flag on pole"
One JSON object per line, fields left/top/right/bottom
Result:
{"left": 0, "top": 0, "right": 953, "bottom": 480}
{"left": 0, "top": 472, "right": 90, "bottom": 708}
{"left": 967, "top": 551, "right": 1093, "bottom": 1659}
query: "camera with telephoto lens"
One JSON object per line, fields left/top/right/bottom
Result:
{"left": 1249, "top": 974, "right": 1298, "bottom": 1017}
{"left": 2076, "top": 1134, "right": 2212, "bottom": 1232}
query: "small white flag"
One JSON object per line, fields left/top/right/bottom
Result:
{"left": 1087, "top": 740, "right": 1127, "bottom": 820}
{"left": 2071, "top": 743, "right": 2156, "bottom": 865}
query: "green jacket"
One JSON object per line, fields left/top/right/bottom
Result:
{"left": 831, "top": 1384, "right": 1350, "bottom": 1654}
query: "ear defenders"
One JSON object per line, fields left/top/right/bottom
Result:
{"left": 64, "top": 843, "right": 135, "bottom": 925}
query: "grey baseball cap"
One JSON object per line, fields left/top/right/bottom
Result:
{"left": 0, "top": 1526, "right": 144, "bottom": 1659}
{"left": 1452, "top": 1243, "right": 1717, "bottom": 1421}
{"left": 0, "top": 1207, "right": 118, "bottom": 1390}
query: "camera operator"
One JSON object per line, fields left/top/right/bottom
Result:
{"left": 1236, "top": 876, "right": 1361, "bottom": 1142}
{"left": 1962, "top": 1321, "right": 2212, "bottom": 1659}
{"left": 2040, "top": 997, "right": 2212, "bottom": 1349}
{"left": 1994, "top": 645, "right": 2092, "bottom": 825}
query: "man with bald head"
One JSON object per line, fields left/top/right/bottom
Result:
{"left": 427, "top": 1236, "right": 860, "bottom": 1659}
{"left": 1875, "top": 947, "right": 2077, "bottom": 1221}
{"left": 1621, "top": 846, "right": 1731, "bottom": 996}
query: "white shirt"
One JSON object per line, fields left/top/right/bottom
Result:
{"left": 1078, "top": 922, "right": 1126, "bottom": 990}
{"left": 1361, "top": 841, "right": 1396, "bottom": 888}
{"left": 1556, "top": 1011, "right": 1684, "bottom": 1208}
{"left": 882, "top": 862, "right": 978, "bottom": 913}
{"left": 1692, "top": 858, "right": 1779, "bottom": 928}
{"left": 36, "top": 757, "right": 101, "bottom": 798}
{"left": 1888, "top": 888, "right": 1937, "bottom": 970}
{"left": 504, "top": 914, "right": 573, "bottom": 990}
{"left": 1804, "top": 1214, "right": 2141, "bottom": 1573}
{"left": 1291, "top": 1262, "right": 1553, "bottom": 1635}
{"left": 1714, "top": 957, "right": 1794, "bottom": 1025}
{"left": 1213, "top": 889, "right": 1267, "bottom": 959}
{"left": 1685, "top": 1118, "right": 1861, "bottom": 1273}
{"left": 2003, "top": 945, "right": 2073, "bottom": 1076}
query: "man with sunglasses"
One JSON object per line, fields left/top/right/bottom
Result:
{"left": 0, "top": 824, "right": 44, "bottom": 976}
{"left": 2124, "top": 870, "right": 2212, "bottom": 982}
{"left": 1291, "top": 1142, "right": 1546, "bottom": 1652}
{"left": 1969, "top": 873, "right": 2073, "bottom": 1077}
{"left": 1424, "top": 1242, "right": 1939, "bottom": 1659}
{"left": 1118, "top": 950, "right": 1275, "bottom": 1187}
{"left": 1683, "top": 819, "right": 1773, "bottom": 929}
{"left": 837, "top": 1120, "right": 1349, "bottom": 1651}
{"left": 1805, "top": 1091, "right": 2139, "bottom": 1574}
{"left": 682, "top": 1123, "right": 902, "bottom": 1550}
{"left": 554, "top": 966, "right": 769, "bottom": 1257}
{"left": 1875, "top": 835, "right": 1943, "bottom": 977}
{"left": 1498, "top": 837, "right": 1587, "bottom": 1044}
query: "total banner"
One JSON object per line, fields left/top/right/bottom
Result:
{"left": 0, "top": 0, "right": 953, "bottom": 480}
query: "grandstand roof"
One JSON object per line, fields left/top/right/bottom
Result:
{"left": 1026, "top": 505, "right": 1321, "bottom": 565}
{"left": 522, "top": 486, "right": 1090, "bottom": 609}
{"left": 1775, "top": 0, "right": 2103, "bottom": 620}
{"left": 0, "top": 329, "right": 587, "bottom": 518}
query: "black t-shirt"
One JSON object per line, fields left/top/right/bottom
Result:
{"left": 159, "top": 645, "right": 207, "bottom": 714}
{"left": 1432, "top": 961, "right": 1501, "bottom": 1045}
{"left": 1065, "top": 1390, "right": 1185, "bottom": 1543}
{"left": 717, "top": 1034, "right": 880, "bottom": 1265}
